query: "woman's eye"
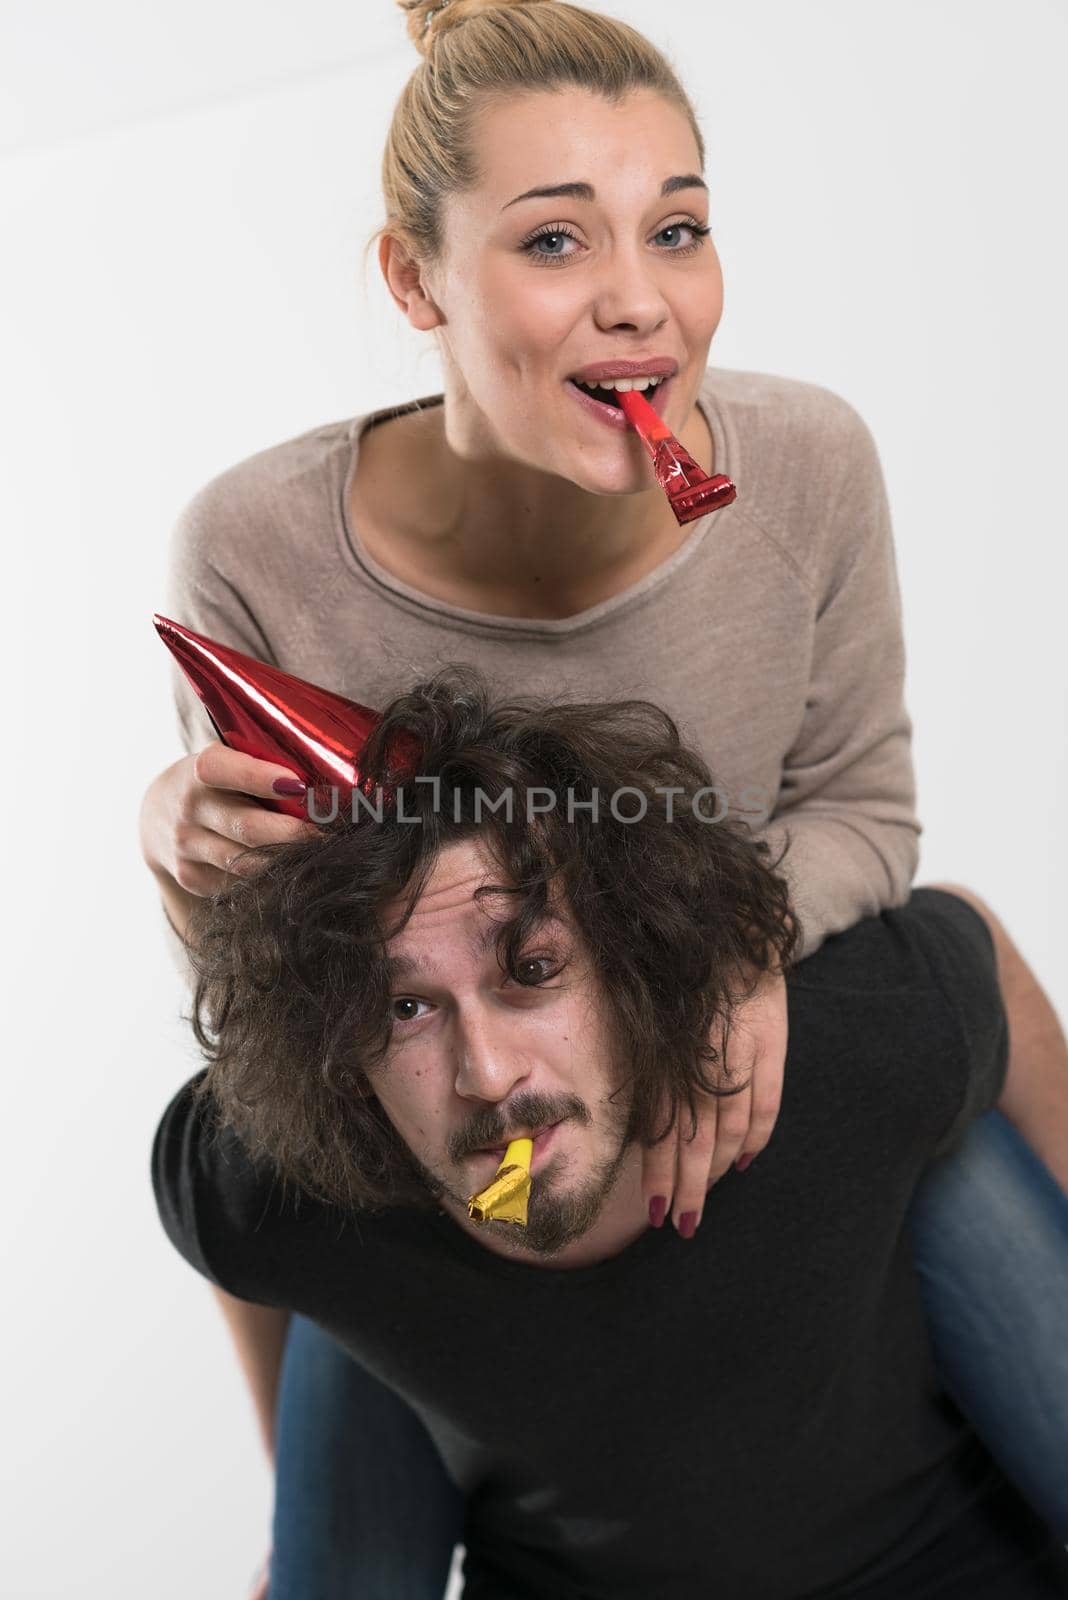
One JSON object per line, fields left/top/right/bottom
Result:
{"left": 520, "top": 218, "right": 710, "bottom": 266}
{"left": 521, "top": 227, "right": 578, "bottom": 262}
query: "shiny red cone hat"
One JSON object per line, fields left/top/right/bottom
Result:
{"left": 153, "top": 614, "right": 419, "bottom": 821}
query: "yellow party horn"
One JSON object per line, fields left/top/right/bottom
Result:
{"left": 467, "top": 1137, "right": 533, "bottom": 1226}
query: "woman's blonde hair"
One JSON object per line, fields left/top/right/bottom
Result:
{"left": 365, "top": 0, "right": 705, "bottom": 273}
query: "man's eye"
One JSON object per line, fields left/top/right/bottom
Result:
{"left": 390, "top": 996, "right": 429, "bottom": 1025}
{"left": 512, "top": 953, "right": 564, "bottom": 987}
{"left": 389, "top": 953, "right": 565, "bottom": 1026}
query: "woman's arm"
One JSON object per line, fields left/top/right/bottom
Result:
{"left": 162, "top": 477, "right": 282, "bottom": 759}
{"left": 756, "top": 404, "right": 922, "bottom": 961}
{"left": 150, "top": 487, "right": 304, "bottom": 1459}
{"left": 210, "top": 1288, "right": 292, "bottom": 1466}
{"left": 643, "top": 404, "right": 922, "bottom": 1217}
{"left": 146, "top": 479, "right": 288, "bottom": 976}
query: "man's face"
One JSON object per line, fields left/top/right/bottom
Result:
{"left": 370, "top": 836, "right": 633, "bottom": 1256}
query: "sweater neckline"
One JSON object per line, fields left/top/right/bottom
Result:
{"left": 336, "top": 375, "right": 734, "bottom": 639}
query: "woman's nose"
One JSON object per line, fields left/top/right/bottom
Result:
{"left": 592, "top": 253, "right": 669, "bottom": 326}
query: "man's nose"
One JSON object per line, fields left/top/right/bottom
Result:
{"left": 452, "top": 1007, "right": 531, "bottom": 1102}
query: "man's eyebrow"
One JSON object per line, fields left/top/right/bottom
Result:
{"left": 385, "top": 910, "right": 570, "bottom": 979}
{"left": 501, "top": 173, "right": 707, "bottom": 211}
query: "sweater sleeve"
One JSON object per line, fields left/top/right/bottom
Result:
{"left": 163, "top": 482, "right": 281, "bottom": 757}
{"left": 755, "top": 409, "right": 922, "bottom": 962}
{"left": 156, "top": 481, "right": 282, "bottom": 985}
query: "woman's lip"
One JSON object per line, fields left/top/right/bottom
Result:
{"left": 564, "top": 373, "right": 674, "bottom": 429}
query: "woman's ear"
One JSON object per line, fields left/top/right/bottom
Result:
{"left": 379, "top": 232, "right": 444, "bottom": 331}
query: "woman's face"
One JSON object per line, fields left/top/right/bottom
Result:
{"left": 418, "top": 86, "right": 724, "bottom": 494}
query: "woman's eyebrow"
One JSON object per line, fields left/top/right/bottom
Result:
{"left": 501, "top": 173, "right": 707, "bottom": 211}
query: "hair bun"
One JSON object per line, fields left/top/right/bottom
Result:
{"left": 398, "top": 0, "right": 553, "bottom": 59}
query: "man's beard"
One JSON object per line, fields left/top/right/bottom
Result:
{"left": 415, "top": 1112, "right": 632, "bottom": 1256}
{"left": 507, "top": 1133, "right": 631, "bottom": 1254}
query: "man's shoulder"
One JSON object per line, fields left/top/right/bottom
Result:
{"left": 783, "top": 890, "right": 1006, "bottom": 1156}
{"left": 151, "top": 1071, "right": 386, "bottom": 1305}
{"left": 782, "top": 890, "right": 998, "bottom": 1092}
{"left": 789, "top": 888, "right": 996, "bottom": 1000}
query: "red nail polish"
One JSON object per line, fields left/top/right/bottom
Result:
{"left": 648, "top": 1195, "right": 667, "bottom": 1228}
{"left": 272, "top": 776, "right": 307, "bottom": 796}
{"left": 678, "top": 1210, "right": 697, "bottom": 1239}
{"left": 735, "top": 1153, "right": 754, "bottom": 1173}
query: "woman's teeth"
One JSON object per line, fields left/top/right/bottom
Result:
{"left": 573, "top": 374, "right": 665, "bottom": 402}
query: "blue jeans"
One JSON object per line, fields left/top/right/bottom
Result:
{"left": 907, "top": 1108, "right": 1068, "bottom": 1538}
{"left": 268, "top": 1328, "right": 466, "bottom": 1600}
{"left": 267, "top": 1109, "right": 1068, "bottom": 1599}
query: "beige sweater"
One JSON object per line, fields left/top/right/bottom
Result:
{"left": 161, "top": 364, "right": 921, "bottom": 967}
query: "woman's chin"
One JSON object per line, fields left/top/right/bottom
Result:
{"left": 556, "top": 439, "right": 657, "bottom": 493}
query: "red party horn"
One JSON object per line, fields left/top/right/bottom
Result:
{"left": 617, "top": 386, "right": 737, "bottom": 526}
{"left": 153, "top": 614, "right": 419, "bottom": 821}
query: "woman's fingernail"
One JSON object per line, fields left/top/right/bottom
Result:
{"left": 678, "top": 1210, "right": 698, "bottom": 1239}
{"left": 273, "top": 776, "right": 307, "bottom": 796}
{"left": 735, "top": 1153, "right": 754, "bottom": 1173}
{"left": 648, "top": 1195, "right": 668, "bottom": 1228}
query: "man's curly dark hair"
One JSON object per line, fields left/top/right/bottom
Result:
{"left": 183, "top": 662, "right": 800, "bottom": 1213}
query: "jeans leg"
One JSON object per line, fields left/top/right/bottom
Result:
{"left": 908, "top": 1107, "right": 1068, "bottom": 1539}
{"left": 268, "top": 1313, "right": 467, "bottom": 1600}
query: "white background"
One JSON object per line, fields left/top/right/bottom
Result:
{"left": 1, "top": 2, "right": 1065, "bottom": 1596}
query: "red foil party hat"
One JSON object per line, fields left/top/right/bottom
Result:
{"left": 153, "top": 614, "right": 419, "bottom": 821}
{"left": 617, "top": 386, "right": 737, "bottom": 525}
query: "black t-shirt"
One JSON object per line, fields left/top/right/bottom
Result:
{"left": 151, "top": 889, "right": 1068, "bottom": 1598}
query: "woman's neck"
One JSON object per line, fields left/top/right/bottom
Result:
{"left": 350, "top": 395, "right": 714, "bottom": 622}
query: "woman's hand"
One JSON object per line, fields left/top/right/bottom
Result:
{"left": 642, "top": 965, "right": 789, "bottom": 1236}
{"left": 140, "top": 741, "right": 319, "bottom": 900}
